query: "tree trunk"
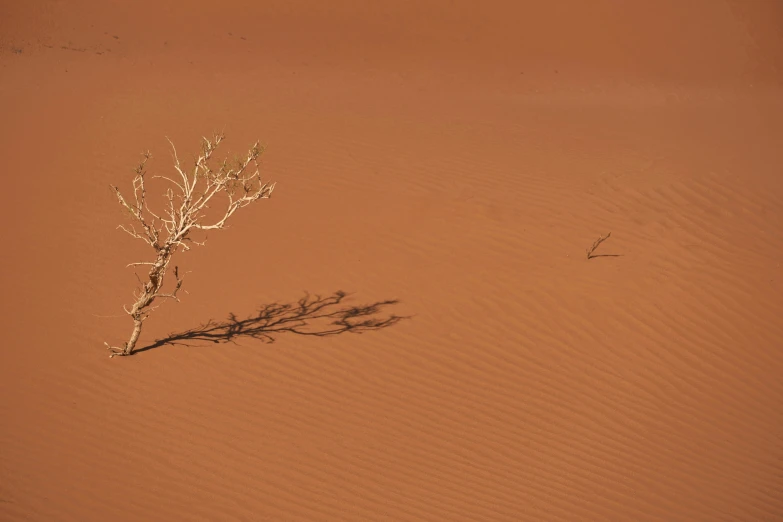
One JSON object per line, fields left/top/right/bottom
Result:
{"left": 124, "top": 319, "right": 144, "bottom": 355}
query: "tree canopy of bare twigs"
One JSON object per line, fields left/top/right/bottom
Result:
{"left": 105, "top": 133, "right": 275, "bottom": 358}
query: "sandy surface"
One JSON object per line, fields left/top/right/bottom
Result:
{"left": 1, "top": 1, "right": 782, "bottom": 520}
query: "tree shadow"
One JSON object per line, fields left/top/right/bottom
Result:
{"left": 135, "top": 290, "right": 408, "bottom": 353}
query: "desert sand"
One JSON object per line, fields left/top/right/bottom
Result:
{"left": 1, "top": 1, "right": 782, "bottom": 520}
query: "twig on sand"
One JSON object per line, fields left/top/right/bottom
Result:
{"left": 586, "top": 232, "right": 612, "bottom": 259}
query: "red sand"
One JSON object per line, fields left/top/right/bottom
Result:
{"left": 1, "top": 1, "right": 782, "bottom": 520}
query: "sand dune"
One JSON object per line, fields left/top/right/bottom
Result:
{"left": 1, "top": 1, "right": 782, "bottom": 520}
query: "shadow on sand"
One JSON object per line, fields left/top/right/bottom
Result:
{"left": 135, "top": 291, "right": 407, "bottom": 354}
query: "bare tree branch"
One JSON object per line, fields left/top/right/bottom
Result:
{"left": 586, "top": 232, "right": 612, "bottom": 259}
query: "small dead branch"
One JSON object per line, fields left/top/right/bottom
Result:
{"left": 105, "top": 133, "right": 276, "bottom": 357}
{"left": 586, "top": 232, "right": 612, "bottom": 259}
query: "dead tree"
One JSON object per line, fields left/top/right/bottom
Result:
{"left": 105, "top": 133, "right": 275, "bottom": 357}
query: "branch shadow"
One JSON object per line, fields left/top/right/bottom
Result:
{"left": 135, "top": 290, "right": 408, "bottom": 354}
{"left": 587, "top": 254, "right": 624, "bottom": 259}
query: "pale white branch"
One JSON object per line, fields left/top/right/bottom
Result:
{"left": 153, "top": 293, "right": 181, "bottom": 302}
{"left": 166, "top": 137, "right": 191, "bottom": 191}
{"left": 153, "top": 175, "right": 185, "bottom": 192}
